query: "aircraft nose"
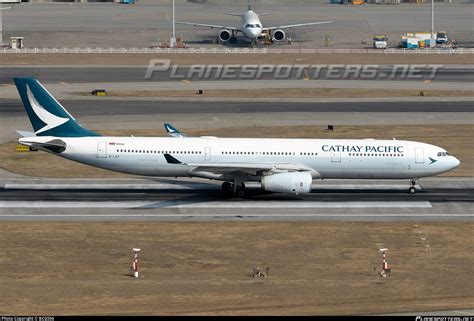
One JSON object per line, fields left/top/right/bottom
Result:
{"left": 250, "top": 28, "right": 261, "bottom": 38}
{"left": 452, "top": 156, "right": 460, "bottom": 169}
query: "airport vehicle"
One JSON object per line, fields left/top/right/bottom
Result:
{"left": 175, "top": 1, "right": 333, "bottom": 45}
{"left": 14, "top": 77, "right": 460, "bottom": 197}
{"left": 373, "top": 36, "right": 387, "bottom": 49}
{"left": 436, "top": 31, "right": 448, "bottom": 44}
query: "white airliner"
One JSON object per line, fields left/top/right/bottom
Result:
{"left": 14, "top": 77, "right": 460, "bottom": 197}
{"left": 176, "top": 1, "right": 333, "bottom": 45}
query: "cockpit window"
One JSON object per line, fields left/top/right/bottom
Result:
{"left": 437, "top": 152, "right": 449, "bottom": 157}
{"left": 245, "top": 24, "right": 260, "bottom": 28}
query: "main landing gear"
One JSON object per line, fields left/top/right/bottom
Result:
{"left": 408, "top": 178, "right": 417, "bottom": 194}
{"left": 221, "top": 181, "right": 246, "bottom": 197}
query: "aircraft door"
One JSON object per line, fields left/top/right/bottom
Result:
{"left": 97, "top": 142, "right": 107, "bottom": 158}
{"left": 331, "top": 150, "right": 341, "bottom": 162}
{"left": 204, "top": 147, "right": 211, "bottom": 161}
{"left": 414, "top": 147, "right": 424, "bottom": 163}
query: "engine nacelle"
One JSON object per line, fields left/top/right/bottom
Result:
{"left": 261, "top": 172, "right": 312, "bottom": 194}
{"left": 218, "top": 29, "right": 232, "bottom": 42}
{"left": 272, "top": 29, "right": 286, "bottom": 42}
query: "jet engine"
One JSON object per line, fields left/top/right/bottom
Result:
{"left": 261, "top": 172, "right": 312, "bottom": 194}
{"left": 272, "top": 29, "right": 286, "bottom": 42}
{"left": 218, "top": 29, "right": 232, "bottom": 42}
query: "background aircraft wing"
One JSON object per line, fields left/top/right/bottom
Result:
{"left": 263, "top": 20, "right": 334, "bottom": 31}
{"left": 219, "top": 12, "right": 243, "bottom": 17}
{"left": 175, "top": 21, "right": 240, "bottom": 31}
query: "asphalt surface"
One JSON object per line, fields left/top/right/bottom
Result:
{"left": 1, "top": 99, "right": 473, "bottom": 117}
{"left": 1, "top": 186, "right": 472, "bottom": 202}
{"left": 2, "top": 66, "right": 473, "bottom": 83}
{"left": 1, "top": 1, "right": 472, "bottom": 48}
{"left": 0, "top": 179, "right": 472, "bottom": 221}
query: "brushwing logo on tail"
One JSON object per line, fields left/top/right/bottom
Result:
{"left": 27, "top": 84, "right": 69, "bottom": 134}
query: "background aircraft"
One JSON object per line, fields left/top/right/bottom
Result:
{"left": 176, "top": 1, "right": 333, "bottom": 46}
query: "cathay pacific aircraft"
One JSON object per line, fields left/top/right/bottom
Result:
{"left": 14, "top": 77, "right": 460, "bottom": 197}
{"left": 176, "top": 1, "right": 333, "bottom": 46}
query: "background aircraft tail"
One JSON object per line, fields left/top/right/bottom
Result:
{"left": 13, "top": 77, "right": 100, "bottom": 137}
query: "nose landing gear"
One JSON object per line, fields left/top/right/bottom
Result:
{"left": 408, "top": 178, "right": 418, "bottom": 194}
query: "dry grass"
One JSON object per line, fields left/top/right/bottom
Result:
{"left": 73, "top": 88, "right": 474, "bottom": 99}
{"left": 0, "top": 222, "right": 472, "bottom": 315}
{"left": 1, "top": 125, "right": 472, "bottom": 178}
{"left": 1, "top": 53, "right": 473, "bottom": 66}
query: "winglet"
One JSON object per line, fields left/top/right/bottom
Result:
{"left": 164, "top": 154, "right": 182, "bottom": 164}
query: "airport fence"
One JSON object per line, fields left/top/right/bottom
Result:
{"left": 1, "top": 47, "right": 473, "bottom": 54}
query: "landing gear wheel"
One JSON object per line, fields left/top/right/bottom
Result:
{"left": 222, "top": 182, "right": 234, "bottom": 196}
{"left": 222, "top": 182, "right": 232, "bottom": 191}
{"left": 409, "top": 186, "right": 416, "bottom": 194}
{"left": 235, "top": 187, "right": 246, "bottom": 198}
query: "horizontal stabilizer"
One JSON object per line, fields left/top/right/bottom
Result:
{"left": 16, "top": 130, "right": 36, "bottom": 137}
{"left": 19, "top": 138, "right": 66, "bottom": 153}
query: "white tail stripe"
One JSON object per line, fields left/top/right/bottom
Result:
{"left": 27, "top": 84, "right": 69, "bottom": 134}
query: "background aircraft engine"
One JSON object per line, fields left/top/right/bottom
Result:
{"left": 261, "top": 172, "right": 312, "bottom": 194}
{"left": 272, "top": 29, "right": 286, "bottom": 42}
{"left": 218, "top": 29, "right": 232, "bottom": 42}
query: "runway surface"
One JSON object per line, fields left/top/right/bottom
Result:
{"left": 1, "top": 179, "right": 472, "bottom": 221}
{"left": 1, "top": 99, "right": 473, "bottom": 118}
{"left": 2, "top": 66, "right": 473, "bottom": 83}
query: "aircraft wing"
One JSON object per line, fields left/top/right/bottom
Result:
{"left": 164, "top": 154, "right": 318, "bottom": 176}
{"left": 219, "top": 12, "right": 243, "bottom": 17}
{"left": 263, "top": 20, "right": 334, "bottom": 31}
{"left": 175, "top": 21, "right": 240, "bottom": 31}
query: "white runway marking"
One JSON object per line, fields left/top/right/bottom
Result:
{"left": 3, "top": 183, "right": 215, "bottom": 190}
{"left": 0, "top": 201, "right": 432, "bottom": 209}
{"left": 0, "top": 214, "right": 471, "bottom": 218}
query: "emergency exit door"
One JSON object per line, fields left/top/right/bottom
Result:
{"left": 414, "top": 147, "right": 424, "bottom": 163}
{"left": 331, "top": 150, "right": 341, "bottom": 162}
{"left": 97, "top": 142, "right": 107, "bottom": 158}
{"left": 204, "top": 147, "right": 211, "bottom": 161}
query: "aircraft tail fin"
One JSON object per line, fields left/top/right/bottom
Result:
{"left": 164, "top": 123, "right": 186, "bottom": 137}
{"left": 13, "top": 77, "right": 100, "bottom": 137}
